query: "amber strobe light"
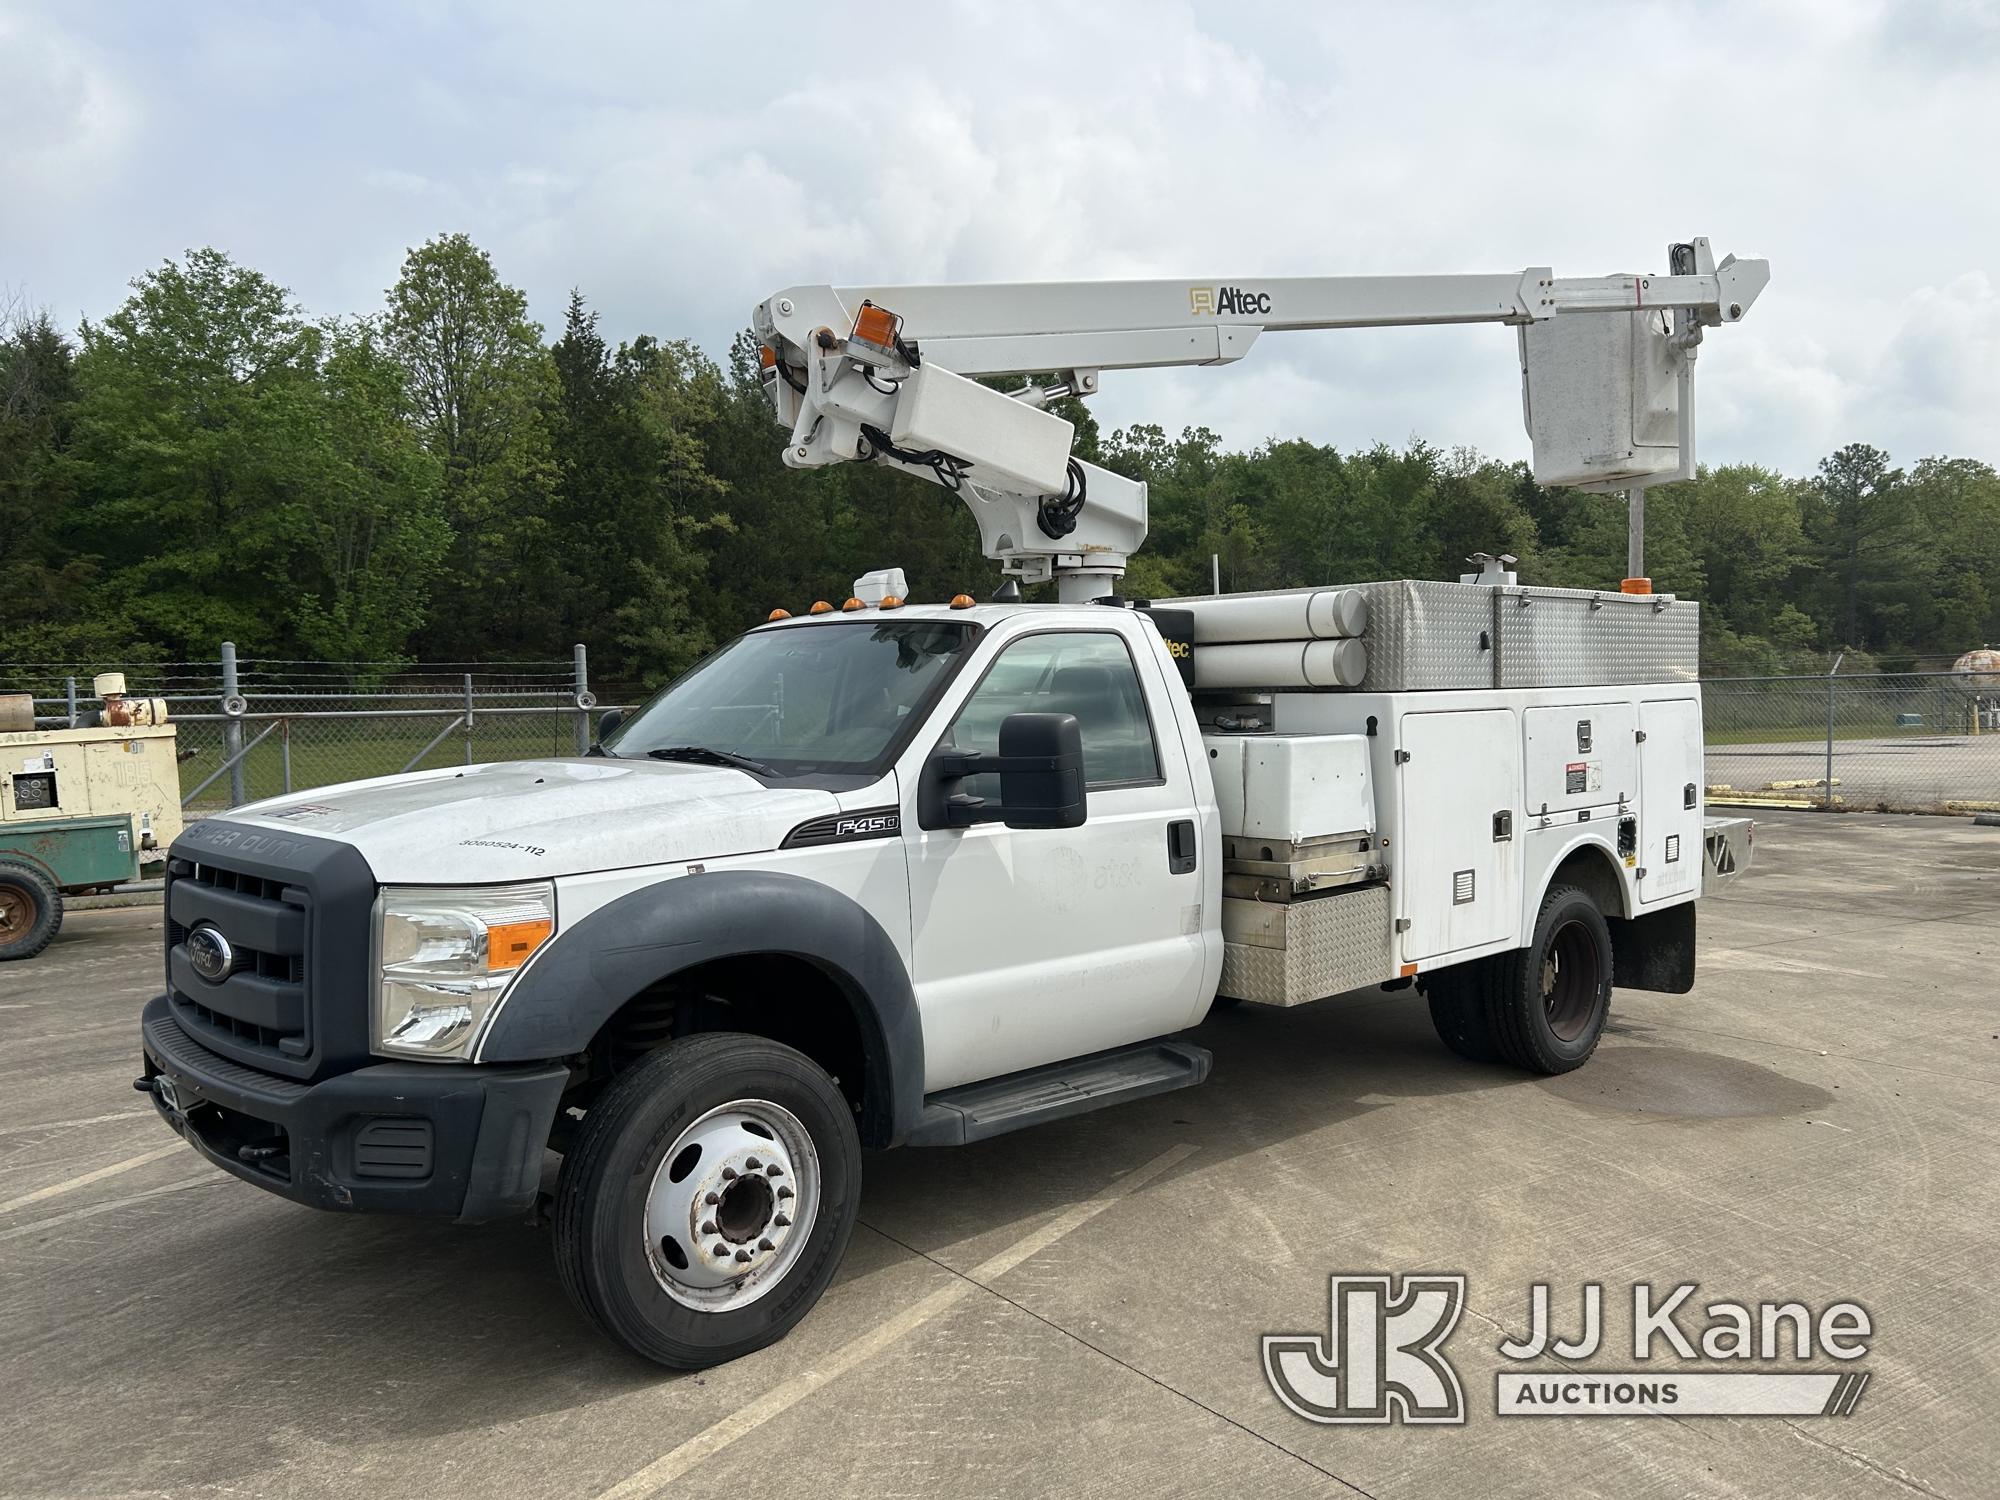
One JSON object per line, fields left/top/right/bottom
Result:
{"left": 850, "top": 300, "right": 901, "bottom": 354}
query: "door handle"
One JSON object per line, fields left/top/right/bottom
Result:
{"left": 1167, "top": 819, "right": 1198, "bottom": 875}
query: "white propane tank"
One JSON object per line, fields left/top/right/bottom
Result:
{"left": 1193, "top": 638, "right": 1366, "bottom": 690}
{"left": 1176, "top": 589, "right": 1368, "bottom": 644}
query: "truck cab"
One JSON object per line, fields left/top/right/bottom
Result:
{"left": 139, "top": 599, "right": 1226, "bottom": 1367}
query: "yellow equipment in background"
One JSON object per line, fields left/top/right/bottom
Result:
{"left": 1, "top": 671, "right": 184, "bottom": 960}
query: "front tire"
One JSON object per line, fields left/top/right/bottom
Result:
{"left": 0, "top": 860, "right": 62, "bottom": 961}
{"left": 554, "top": 1032, "right": 862, "bottom": 1369}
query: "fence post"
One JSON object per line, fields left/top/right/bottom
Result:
{"left": 573, "top": 642, "right": 590, "bottom": 755}
{"left": 221, "top": 641, "right": 246, "bottom": 807}
{"left": 463, "top": 673, "right": 475, "bottom": 765}
{"left": 1824, "top": 651, "right": 1844, "bottom": 810}
{"left": 65, "top": 676, "right": 78, "bottom": 729}
{"left": 281, "top": 717, "right": 293, "bottom": 794}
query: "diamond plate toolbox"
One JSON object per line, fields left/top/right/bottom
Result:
{"left": 1494, "top": 586, "right": 1699, "bottom": 688}
{"left": 1331, "top": 579, "right": 1699, "bottom": 690}
{"left": 1219, "top": 883, "right": 1394, "bottom": 1006}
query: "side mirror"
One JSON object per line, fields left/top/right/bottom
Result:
{"left": 923, "top": 711, "right": 1086, "bottom": 831}
{"left": 595, "top": 707, "right": 624, "bottom": 743}
{"left": 993, "top": 711, "right": 1086, "bottom": 829}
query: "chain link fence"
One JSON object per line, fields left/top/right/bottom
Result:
{"left": 1704, "top": 666, "right": 2000, "bottom": 814}
{"left": 14, "top": 645, "right": 1998, "bottom": 818}
{"left": 14, "top": 646, "right": 639, "bottom": 814}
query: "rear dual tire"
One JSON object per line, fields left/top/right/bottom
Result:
{"left": 1423, "top": 884, "right": 1612, "bottom": 1075}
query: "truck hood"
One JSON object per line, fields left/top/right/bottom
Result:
{"left": 206, "top": 758, "right": 839, "bottom": 883}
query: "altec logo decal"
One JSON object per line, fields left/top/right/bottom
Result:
{"left": 1189, "top": 285, "right": 1272, "bottom": 317}
{"left": 1264, "top": 1277, "right": 1875, "bottom": 1425}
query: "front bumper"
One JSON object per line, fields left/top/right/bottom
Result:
{"left": 140, "top": 995, "right": 568, "bottom": 1222}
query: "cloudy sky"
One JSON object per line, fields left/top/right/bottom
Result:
{"left": 4, "top": 0, "right": 1995, "bottom": 475}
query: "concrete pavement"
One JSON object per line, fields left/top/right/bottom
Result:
{"left": 2, "top": 813, "right": 1995, "bottom": 1499}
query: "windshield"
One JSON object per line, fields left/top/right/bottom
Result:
{"left": 603, "top": 620, "right": 981, "bottom": 776}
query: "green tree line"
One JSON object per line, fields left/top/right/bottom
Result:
{"left": 4, "top": 237, "right": 1996, "bottom": 688}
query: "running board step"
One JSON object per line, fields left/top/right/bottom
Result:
{"left": 906, "top": 1039, "right": 1211, "bottom": 1147}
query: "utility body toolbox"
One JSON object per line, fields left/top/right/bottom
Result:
{"left": 1179, "top": 577, "right": 1709, "bottom": 1006}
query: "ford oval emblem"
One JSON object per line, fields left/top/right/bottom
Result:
{"left": 186, "top": 923, "right": 234, "bottom": 983}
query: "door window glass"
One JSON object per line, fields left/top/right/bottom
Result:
{"left": 947, "top": 632, "right": 1159, "bottom": 803}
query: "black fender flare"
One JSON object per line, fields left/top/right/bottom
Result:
{"left": 477, "top": 869, "right": 924, "bottom": 1146}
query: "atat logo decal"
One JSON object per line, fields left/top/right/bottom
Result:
{"left": 1189, "top": 285, "right": 1273, "bottom": 317}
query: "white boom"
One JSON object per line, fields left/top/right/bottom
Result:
{"left": 753, "top": 237, "right": 1768, "bottom": 599}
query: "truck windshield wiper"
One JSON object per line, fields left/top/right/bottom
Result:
{"left": 646, "top": 745, "right": 777, "bottom": 776}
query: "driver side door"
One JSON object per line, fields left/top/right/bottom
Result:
{"left": 902, "top": 625, "right": 1209, "bottom": 1093}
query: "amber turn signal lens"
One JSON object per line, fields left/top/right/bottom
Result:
{"left": 841, "top": 598, "right": 865, "bottom": 612}
{"left": 487, "top": 917, "right": 552, "bottom": 973}
{"left": 949, "top": 594, "right": 975, "bottom": 609}
{"left": 767, "top": 608, "right": 792, "bottom": 621}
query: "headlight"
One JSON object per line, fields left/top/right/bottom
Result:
{"left": 373, "top": 882, "right": 554, "bottom": 1060}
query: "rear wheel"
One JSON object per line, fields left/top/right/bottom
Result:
{"left": 554, "top": 1032, "right": 861, "bottom": 1369}
{"left": 1487, "top": 884, "right": 1612, "bottom": 1074}
{"left": 1424, "top": 964, "right": 1498, "bottom": 1062}
{"left": 0, "top": 860, "right": 61, "bottom": 961}
{"left": 1423, "top": 885, "right": 1612, "bottom": 1074}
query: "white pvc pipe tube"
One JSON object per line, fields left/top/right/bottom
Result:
{"left": 1177, "top": 589, "right": 1368, "bottom": 643}
{"left": 1192, "top": 638, "right": 1367, "bottom": 689}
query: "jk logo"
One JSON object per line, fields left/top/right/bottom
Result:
{"left": 1262, "top": 1274, "right": 1468, "bottom": 1424}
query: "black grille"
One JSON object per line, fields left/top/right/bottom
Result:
{"left": 163, "top": 821, "right": 377, "bottom": 1082}
{"left": 166, "top": 856, "right": 313, "bottom": 1065}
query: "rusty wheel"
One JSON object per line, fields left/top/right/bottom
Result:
{"left": 0, "top": 859, "right": 62, "bottom": 961}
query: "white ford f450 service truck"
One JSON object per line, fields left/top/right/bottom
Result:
{"left": 139, "top": 240, "right": 1762, "bottom": 1367}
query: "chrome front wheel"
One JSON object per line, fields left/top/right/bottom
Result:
{"left": 643, "top": 1099, "right": 821, "bottom": 1312}
{"left": 554, "top": 1033, "right": 861, "bottom": 1369}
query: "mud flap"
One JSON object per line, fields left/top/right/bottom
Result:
{"left": 1608, "top": 902, "right": 1696, "bottom": 994}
